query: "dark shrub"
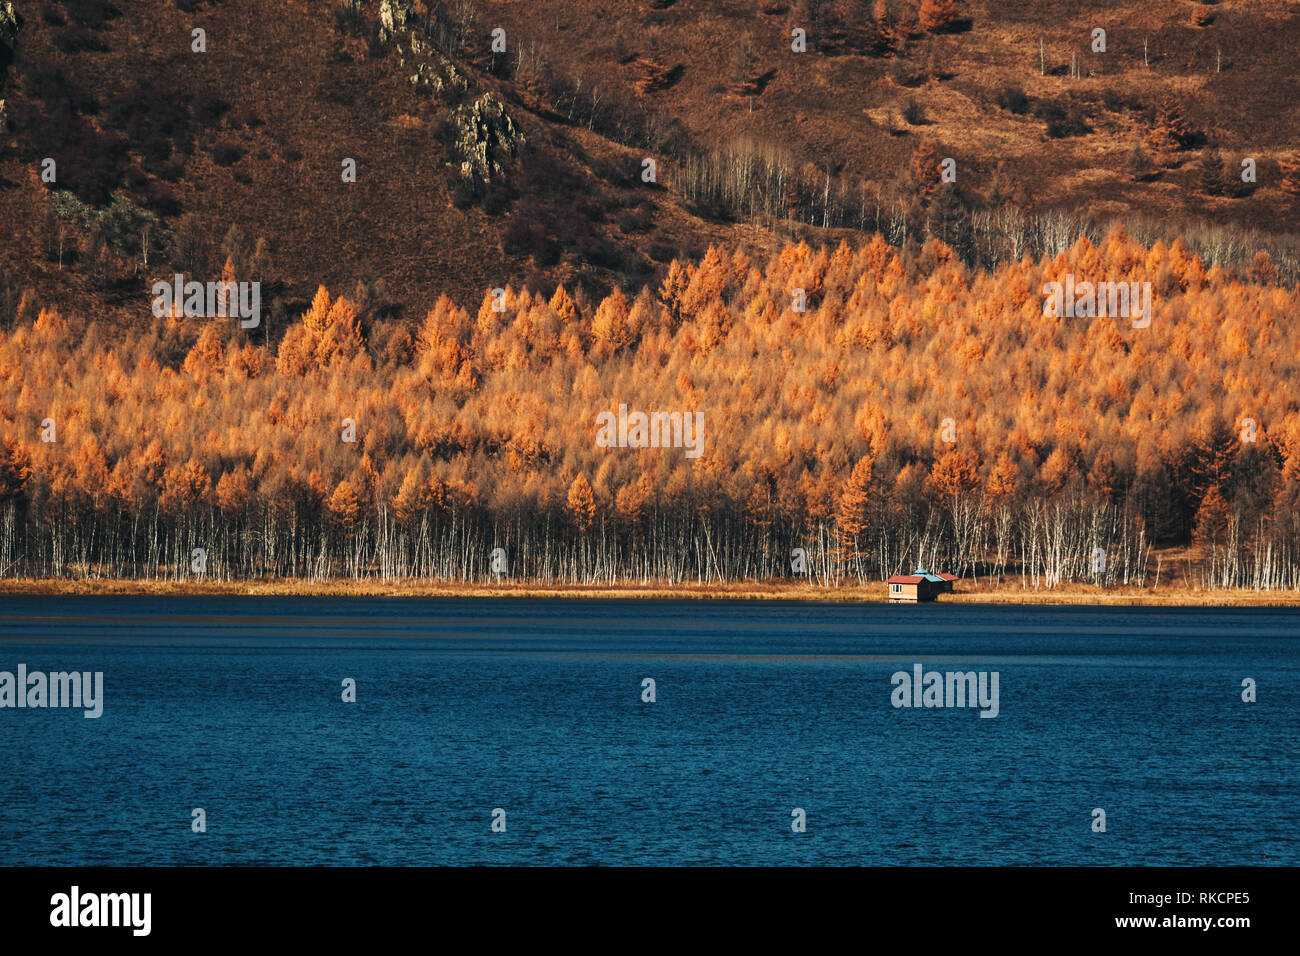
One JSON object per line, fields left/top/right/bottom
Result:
{"left": 619, "top": 208, "right": 653, "bottom": 234}
{"left": 54, "top": 28, "right": 109, "bottom": 52}
{"left": 891, "top": 57, "right": 920, "bottom": 87}
{"left": 212, "top": 142, "right": 245, "bottom": 166}
{"left": 1102, "top": 89, "right": 1143, "bottom": 114}
{"left": 139, "top": 135, "right": 173, "bottom": 165}
{"left": 451, "top": 174, "right": 484, "bottom": 210}
{"left": 107, "top": 80, "right": 194, "bottom": 160}
{"left": 501, "top": 218, "right": 560, "bottom": 265}
{"left": 598, "top": 191, "right": 629, "bottom": 215}
{"left": 501, "top": 218, "right": 532, "bottom": 256}
{"left": 64, "top": 0, "right": 121, "bottom": 28}
{"left": 1037, "top": 100, "right": 1089, "bottom": 138}
{"left": 30, "top": 68, "right": 98, "bottom": 115}
{"left": 137, "top": 180, "right": 182, "bottom": 216}
{"left": 574, "top": 196, "right": 605, "bottom": 224}
{"left": 123, "top": 163, "right": 150, "bottom": 188}
{"left": 481, "top": 184, "right": 512, "bottom": 216}
{"left": 996, "top": 85, "right": 1029, "bottom": 115}
{"left": 151, "top": 159, "right": 186, "bottom": 182}
{"left": 19, "top": 105, "right": 126, "bottom": 203}
{"left": 578, "top": 234, "right": 623, "bottom": 270}
{"left": 532, "top": 235, "right": 562, "bottom": 266}
{"left": 647, "top": 239, "right": 676, "bottom": 263}
{"left": 193, "top": 89, "right": 231, "bottom": 128}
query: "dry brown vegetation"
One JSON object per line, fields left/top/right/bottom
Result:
{"left": 1, "top": 0, "right": 1298, "bottom": 331}
{"left": 5, "top": 572, "right": 1299, "bottom": 607}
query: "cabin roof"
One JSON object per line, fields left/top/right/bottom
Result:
{"left": 911, "top": 566, "right": 951, "bottom": 583}
{"left": 888, "top": 575, "right": 925, "bottom": 584}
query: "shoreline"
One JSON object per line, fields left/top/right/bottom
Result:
{"left": 3, "top": 578, "right": 1300, "bottom": 606}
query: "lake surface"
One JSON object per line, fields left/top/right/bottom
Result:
{"left": 0, "top": 596, "right": 1295, "bottom": 865}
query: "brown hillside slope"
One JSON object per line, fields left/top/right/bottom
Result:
{"left": 0, "top": 0, "right": 818, "bottom": 328}
{"left": 0, "top": 0, "right": 1297, "bottom": 331}
{"left": 1, "top": 0, "right": 512, "bottom": 322}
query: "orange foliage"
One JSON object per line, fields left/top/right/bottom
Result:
{"left": 567, "top": 473, "right": 596, "bottom": 532}
{"left": 2, "top": 230, "right": 1298, "bottom": 577}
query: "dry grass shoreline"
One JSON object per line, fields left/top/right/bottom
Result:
{"left": 2, "top": 578, "right": 1300, "bottom": 606}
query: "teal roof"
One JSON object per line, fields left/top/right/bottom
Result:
{"left": 913, "top": 566, "right": 945, "bottom": 583}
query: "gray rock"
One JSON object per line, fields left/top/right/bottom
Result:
{"left": 1, "top": 2, "right": 21, "bottom": 54}
{"left": 450, "top": 93, "right": 525, "bottom": 181}
{"left": 378, "top": 0, "right": 412, "bottom": 46}
{"left": 410, "top": 53, "right": 466, "bottom": 97}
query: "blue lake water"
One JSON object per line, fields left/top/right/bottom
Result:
{"left": 0, "top": 596, "right": 1295, "bottom": 865}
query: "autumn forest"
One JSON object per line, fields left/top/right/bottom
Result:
{"left": 3, "top": 1, "right": 1300, "bottom": 593}
{"left": 2, "top": 228, "right": 1299, "bottom": 590}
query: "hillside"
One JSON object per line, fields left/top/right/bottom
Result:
{"left": 0, "top": 0, "right": 1297, "bottom": 332}
{"left": 0, "top": 0, "right": 761, "bottom": 328}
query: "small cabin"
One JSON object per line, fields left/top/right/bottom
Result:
{"left": 887, "top": 566, "right": 958, "bottom": 603}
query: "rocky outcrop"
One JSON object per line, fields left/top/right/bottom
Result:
{"left": 409, "top": 49, "right": 466, "bottom": 98}
{"left": 377, "top": 0, "right": 409, "bottom": 47}
{"left": 449, "top": 92, "right": 524, "bottom": 180}
{"left": 0, "top": 2, "right": 18, "bottom": 43}
{"left": 378, "top": 2, "right": 468, "bottom": 99}
{"left": 1, "top": 2, "right": 21, "bottom": 65}
{"left": 0, "top": 1, "right": 21, "bottom": 126}
{"left": 372, "top": 1, "right": 519, "bottom": 180}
